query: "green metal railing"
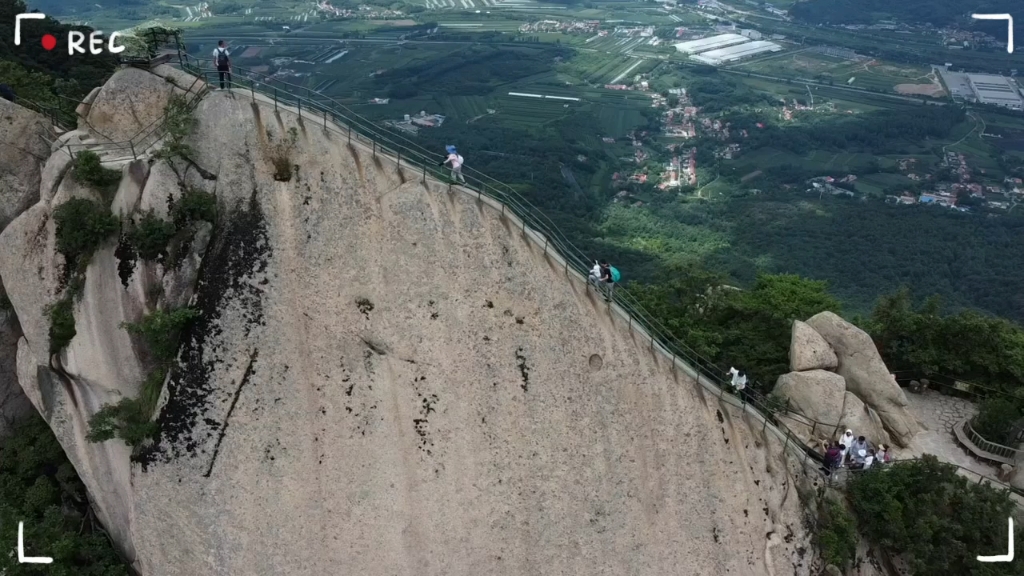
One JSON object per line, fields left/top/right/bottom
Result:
{"left": 12, "top": 94, "right": 79, "bottom": 133}
{"left": 173, "top": 53, "right": 849, "bottom": 477}
{"left": 60, "top": 72, "right": 209, "bottom": 162}
{"left": 961, "top": 418, "right": 1023, "bottom": 463}
{"left": 19, "top": 49, "right": 867, "bottom": 479}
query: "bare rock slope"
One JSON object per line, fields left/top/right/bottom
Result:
{"left": 0, "top": 99, "right": 52, "bottom": 437}
{"left": 3, "top": 68, "right": 819, "bottom": 575}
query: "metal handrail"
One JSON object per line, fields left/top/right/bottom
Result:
{"left": 11, "top": 95, "right": 76, "bottom": 132}
{"left": 168, "top": 59, "right": 853, "bottom": 481}
{"left": 60, "top": 72, "right": 209, "bottom": 162}
{"left": 964, "top": 418, "right": 1022, "bottom": 462}
{"left": 183, "top": 58, "right": 832, "bottom": 413}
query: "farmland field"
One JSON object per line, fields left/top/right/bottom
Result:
{"left": 735, "top": 49, "right": 938, "bottom": 95}
{"left": 595, "top": 105, "right": 648, "bottom": 135}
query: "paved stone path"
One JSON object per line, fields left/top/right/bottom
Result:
{"left": 905, "top": 389, "right": 977, "bottom": 434}
{"left": 901, "top": 389, "right": 997, "bottom": 479}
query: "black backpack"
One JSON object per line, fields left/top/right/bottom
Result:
{"left": 216, "top": 48, "right": 229, "bottom": 67}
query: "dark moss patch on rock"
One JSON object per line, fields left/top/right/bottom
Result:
{"left": 115, "top": 233, "right": 138, "bottom": 288}
{"left": 135, "top": 190, "right": 271, "bottom": 469}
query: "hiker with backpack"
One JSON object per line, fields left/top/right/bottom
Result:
{"left": 439, "top": 145, "right": 466, "bottom": 184}
{"left": 212, "top": 40, "right": 231, "bottom": 90}
{"left": 823, "top": 441, "right": 843, "bottom": 476}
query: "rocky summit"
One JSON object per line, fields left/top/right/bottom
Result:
{"left": 0, "top": 65, "right": 818, "bottom": 575}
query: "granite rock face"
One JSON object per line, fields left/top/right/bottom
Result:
{"left": 774, "top": 369, "right": 847, "bottom": 444}
{"left": 0, "top": 98, "right": 50, "bottom": 228}
{"left": 1, "top": 69, "right": 819, "bottom": 576}
{"left": 0, "top": 99, "right": 53, "bottom": 438}
{"left": 806, "top": 312, "right": 921, "bottom": 447}
{"left": 789, "top": 320, "right": 837, "bottom": 372}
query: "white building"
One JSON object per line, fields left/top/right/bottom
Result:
{"left": 673, "top": 33, "right": 748, "bottom": 54}
{"left": 967, "top": 73, "right": 1024, "bottom": 110}
{"left": 690, "top": 40, "right": 782, "bottom": 65}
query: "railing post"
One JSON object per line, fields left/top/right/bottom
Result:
{"left": 372, "top": 140, "right": 376, "bottom": 158}
{"left": 422, "top": 164, "right": 427, "bottom": 183}
{"left": 250, "top": 79, "right": 255, "bottom": 102}
{"left": 130, "top": 141, "right": 136, "bottom": 160}
{"left": 323, "top": 109, "right": 328, "bottom": 130}
{"left": 542, "top": 237, "right": 548, "bottom": 254}
{"left": 396, "top": 150, "right": 401, "bottom": 170}
{"left": 274, "top": 88, "right": 278, "bottom": 111}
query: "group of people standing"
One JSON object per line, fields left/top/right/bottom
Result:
{"left": 824, "top": 429, "right": 890, "bottom": 473}
{"left": 588, "top": 261, "right": 620, "bottom": 301}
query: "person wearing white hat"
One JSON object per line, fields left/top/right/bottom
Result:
{"left": 838, "top": 429, "right": 854, "bottom": 468}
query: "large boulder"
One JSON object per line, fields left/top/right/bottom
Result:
{"left": 0, "top": 98, "right": 51, "bottom": 227}
{"left": 774, "top": 369, "right": 847, "bottom": 444}
{"left": 84, "top": 67, "right": 179, "bottom": 143}
{"left": 0, "top": 203, "right": 61, "bottom": 359}
{"left": 806, "top": 312, "right": 921, "bottom": 447}
{"left": 790, "top": 320, "right": 837, "bottom": 372}
{"left": 839, "top": 392, "right": 890, "bottom": 448}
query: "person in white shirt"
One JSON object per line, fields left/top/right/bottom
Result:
{"left": 212, "top": 40, "right": 231, "bottom": 90}
{"left": 439, "top": 145, "right": 466, "bottom": 184}
{"left": 727, "top": 367, "right": 747, "bottom": 393}
{"left": 838, "top": 429, "right": 855, "bottom": 468}
{"left": 863, "top": 449, "right": 876, "bottom": 469}
{"left": 588, "top": 261, "right": 602, "bottom": 290}
{"left": 729, "top": 364, "right": 753, "bottom": 401}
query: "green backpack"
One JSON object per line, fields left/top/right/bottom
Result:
{"left": 610, "top": 266, "right": 621, "bottom": 283}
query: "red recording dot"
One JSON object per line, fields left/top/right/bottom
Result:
{"left": 41, "top": 34, "right": 57, "bottom": 51}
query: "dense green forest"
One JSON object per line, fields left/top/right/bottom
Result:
{"left": 0, "top": 416, "right": 129, "bottom": 575}
{"left": 790, "top": 0, "right": 1007, "bottom": 27}
{"left": 847, "top": 456, "right": 1023, "bottom": 576}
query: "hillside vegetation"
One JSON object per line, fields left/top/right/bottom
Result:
{"left": 790, "top": 0, "right": 1006, "bottom": 27}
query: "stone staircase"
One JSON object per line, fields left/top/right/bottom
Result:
{"left": 45, "top": 61, "right": 209, "bottom": 170}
